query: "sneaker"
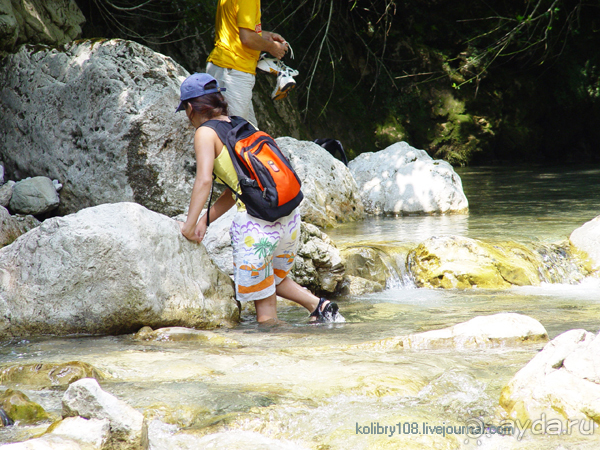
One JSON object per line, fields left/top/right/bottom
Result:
{"left": 257, "top": 54, "right": 299, "bottom": 77}
{"left": 271, "top": 72, "right": 296, "bottom": 100}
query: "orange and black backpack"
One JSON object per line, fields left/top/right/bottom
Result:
{"left": 201, "top": 116, "right": 303, "bottom": 223}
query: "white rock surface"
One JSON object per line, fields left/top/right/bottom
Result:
{"left": 500, "top": 329, "right": 600, "bottom": 426}
{"left": 570, "top": 215, "right": 600, "bottom": 272}
{"left": 276, "top": 137, "right": 365, "bottom": 227}
{"left": 348, "top": 141, "right": 469, "bottom": 215}
{"left": 0, "top": 202, "right": 237, "bottom": 337}
{"left": 0, "top": 39, "right": 194, "bottom": 216}
{"left": 49, "top": 416, "right": 110, "bottom": 448}
{"left": 63, "top": 378, "right": 147, "bottom": 450}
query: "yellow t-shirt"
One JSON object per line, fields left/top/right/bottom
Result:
{"left": 207, "top": 0, "right": 262, "bottom": 75}
{"left": 213, "top": 145, "right": 245, "bottom": 211}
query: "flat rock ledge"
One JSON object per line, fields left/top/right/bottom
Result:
{"left": 350, "top": 313, "right": 548, "bottom": 351}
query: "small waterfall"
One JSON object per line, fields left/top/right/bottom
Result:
{"left": 534, "top": 242, "right": 589, "bottom": 285}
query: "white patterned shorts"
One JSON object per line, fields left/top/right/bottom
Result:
{"left": 230, "top": 209, "right": 301, "bottom": 302}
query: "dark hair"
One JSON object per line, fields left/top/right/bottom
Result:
{"left": 186, "top": 81, "right": 228, "bottom": 120}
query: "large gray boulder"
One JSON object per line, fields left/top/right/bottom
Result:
{"left": 276, "top": 137, "right": 365, "bottom": 228}
{"left": 348, "top": 141, "right": 469, "bottom": 215}
{"left": 500, "top": 329, "right": 600, "bottom": 427}
{"left": 0, "top": 39, "right": 194, "bottom": 216}
{"left": 570, "top": 214, "right": 600, "bottom": 273}
{"left": 0, "top": 202, "right": 238, "bottom": 338}
{"left": 0, "top": 0, "right": 85, "bottom": 53}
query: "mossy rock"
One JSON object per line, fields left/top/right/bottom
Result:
{"left": 0, "top": 389, "right": 48, "bottom": 424}
{"left": 0, "top": 361, "right": 103, "bottom": 387}
{"left": 408, "top": 236, "right": 541, "bottom": 289}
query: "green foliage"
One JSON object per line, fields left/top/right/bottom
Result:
{"left": 75, "top": 0, "right": 600, "bottom": 164}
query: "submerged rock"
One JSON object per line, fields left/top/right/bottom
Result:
{"left": 0, "top": 39, "right": 193, "bottom": 216}
{"left": 63, "top": 378, "right": 148, "bottom": 450}
{"left": 348, "top": 141, "right": 469, "bottom": 215}
{"left": 0, "top": 202, "right": 238, "bottom": 338}
{"left": 0, "top": 361, "right": 102, "bottom": 387}
{"left": 0, "top": 389, "right": 48, "bottom": 424}
{"left": 407, "top": 235, "right": 542, "bottom": 289}
{"left": 500, "top": 329, "right": 600, "bottom": 427}
{"left": 276, "top": 137, "right": 365, "bottom": 228}
{"left": 0, "top": 206, "right": 39, "bottom": 248}
{"left": 570, "top": 214, "right": 600, "bottom": 274}
{"left": 133, "top": 326, "right": 240, "bottom": 347}
{"left": 353, "top": 313, "right": 548, "bottom": 350}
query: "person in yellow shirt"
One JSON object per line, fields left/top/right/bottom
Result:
{"left": 206, "top": 0, "right": 288, "bottom": 128}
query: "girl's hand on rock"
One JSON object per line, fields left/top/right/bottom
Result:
{"left": 179, "top": 221, "right": 202, "bottom": 243}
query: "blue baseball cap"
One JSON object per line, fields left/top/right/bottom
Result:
{"left": 175, "top": 73, "right": 226, "bottom": 112}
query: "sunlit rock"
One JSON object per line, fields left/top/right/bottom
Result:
{"left": 570, "top": 215, "right": 600, "bottom": 273}
{"left": 276, "top": 137, "right": 365, "bottom": 228}
{"left": 348, "top": 141, "right": 468, "bottom": 215}
{"left": 500, "top": 329, "right": 600, "bottom": 427}
{"left": 0, "top": 435, "right": 84, "bottom": 449}
{"left": 0, "top": 39, "right": 193, "bottom": 216}
{"left": 0, "top": 389, "right": 48, "bottom": 424}
{"left": 0, "top": 202, "right": 238, "bottom": 338}
{"left": 0, "top": 206, "right": 39, "bottom": 248}
{"left": 0, "top": 0, "right": 85, "bottom": 53}
{"left": 353, "top": 313, "right": 548, "bottom": 350}
{"left": 133, "top": 326, "right": 240, "bottom": 347}
{"left": 44, "top": 416, "right": 110, "bottom": 449}
{"left": 407, "top": 235, "right": 542, "bottom": 289}
{"left": 63, "top": 378, "right": 148, "bottom": 450}
{"left": 9, "top": 176, "right": 59, "bottom": 215}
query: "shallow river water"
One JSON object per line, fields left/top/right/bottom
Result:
{"left": 1, "top": 165, "right": 600, "bottom": 449}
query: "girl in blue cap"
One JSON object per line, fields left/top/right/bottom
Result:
{"left": 177, "top": 73, "right": 343, "bottom": 324}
